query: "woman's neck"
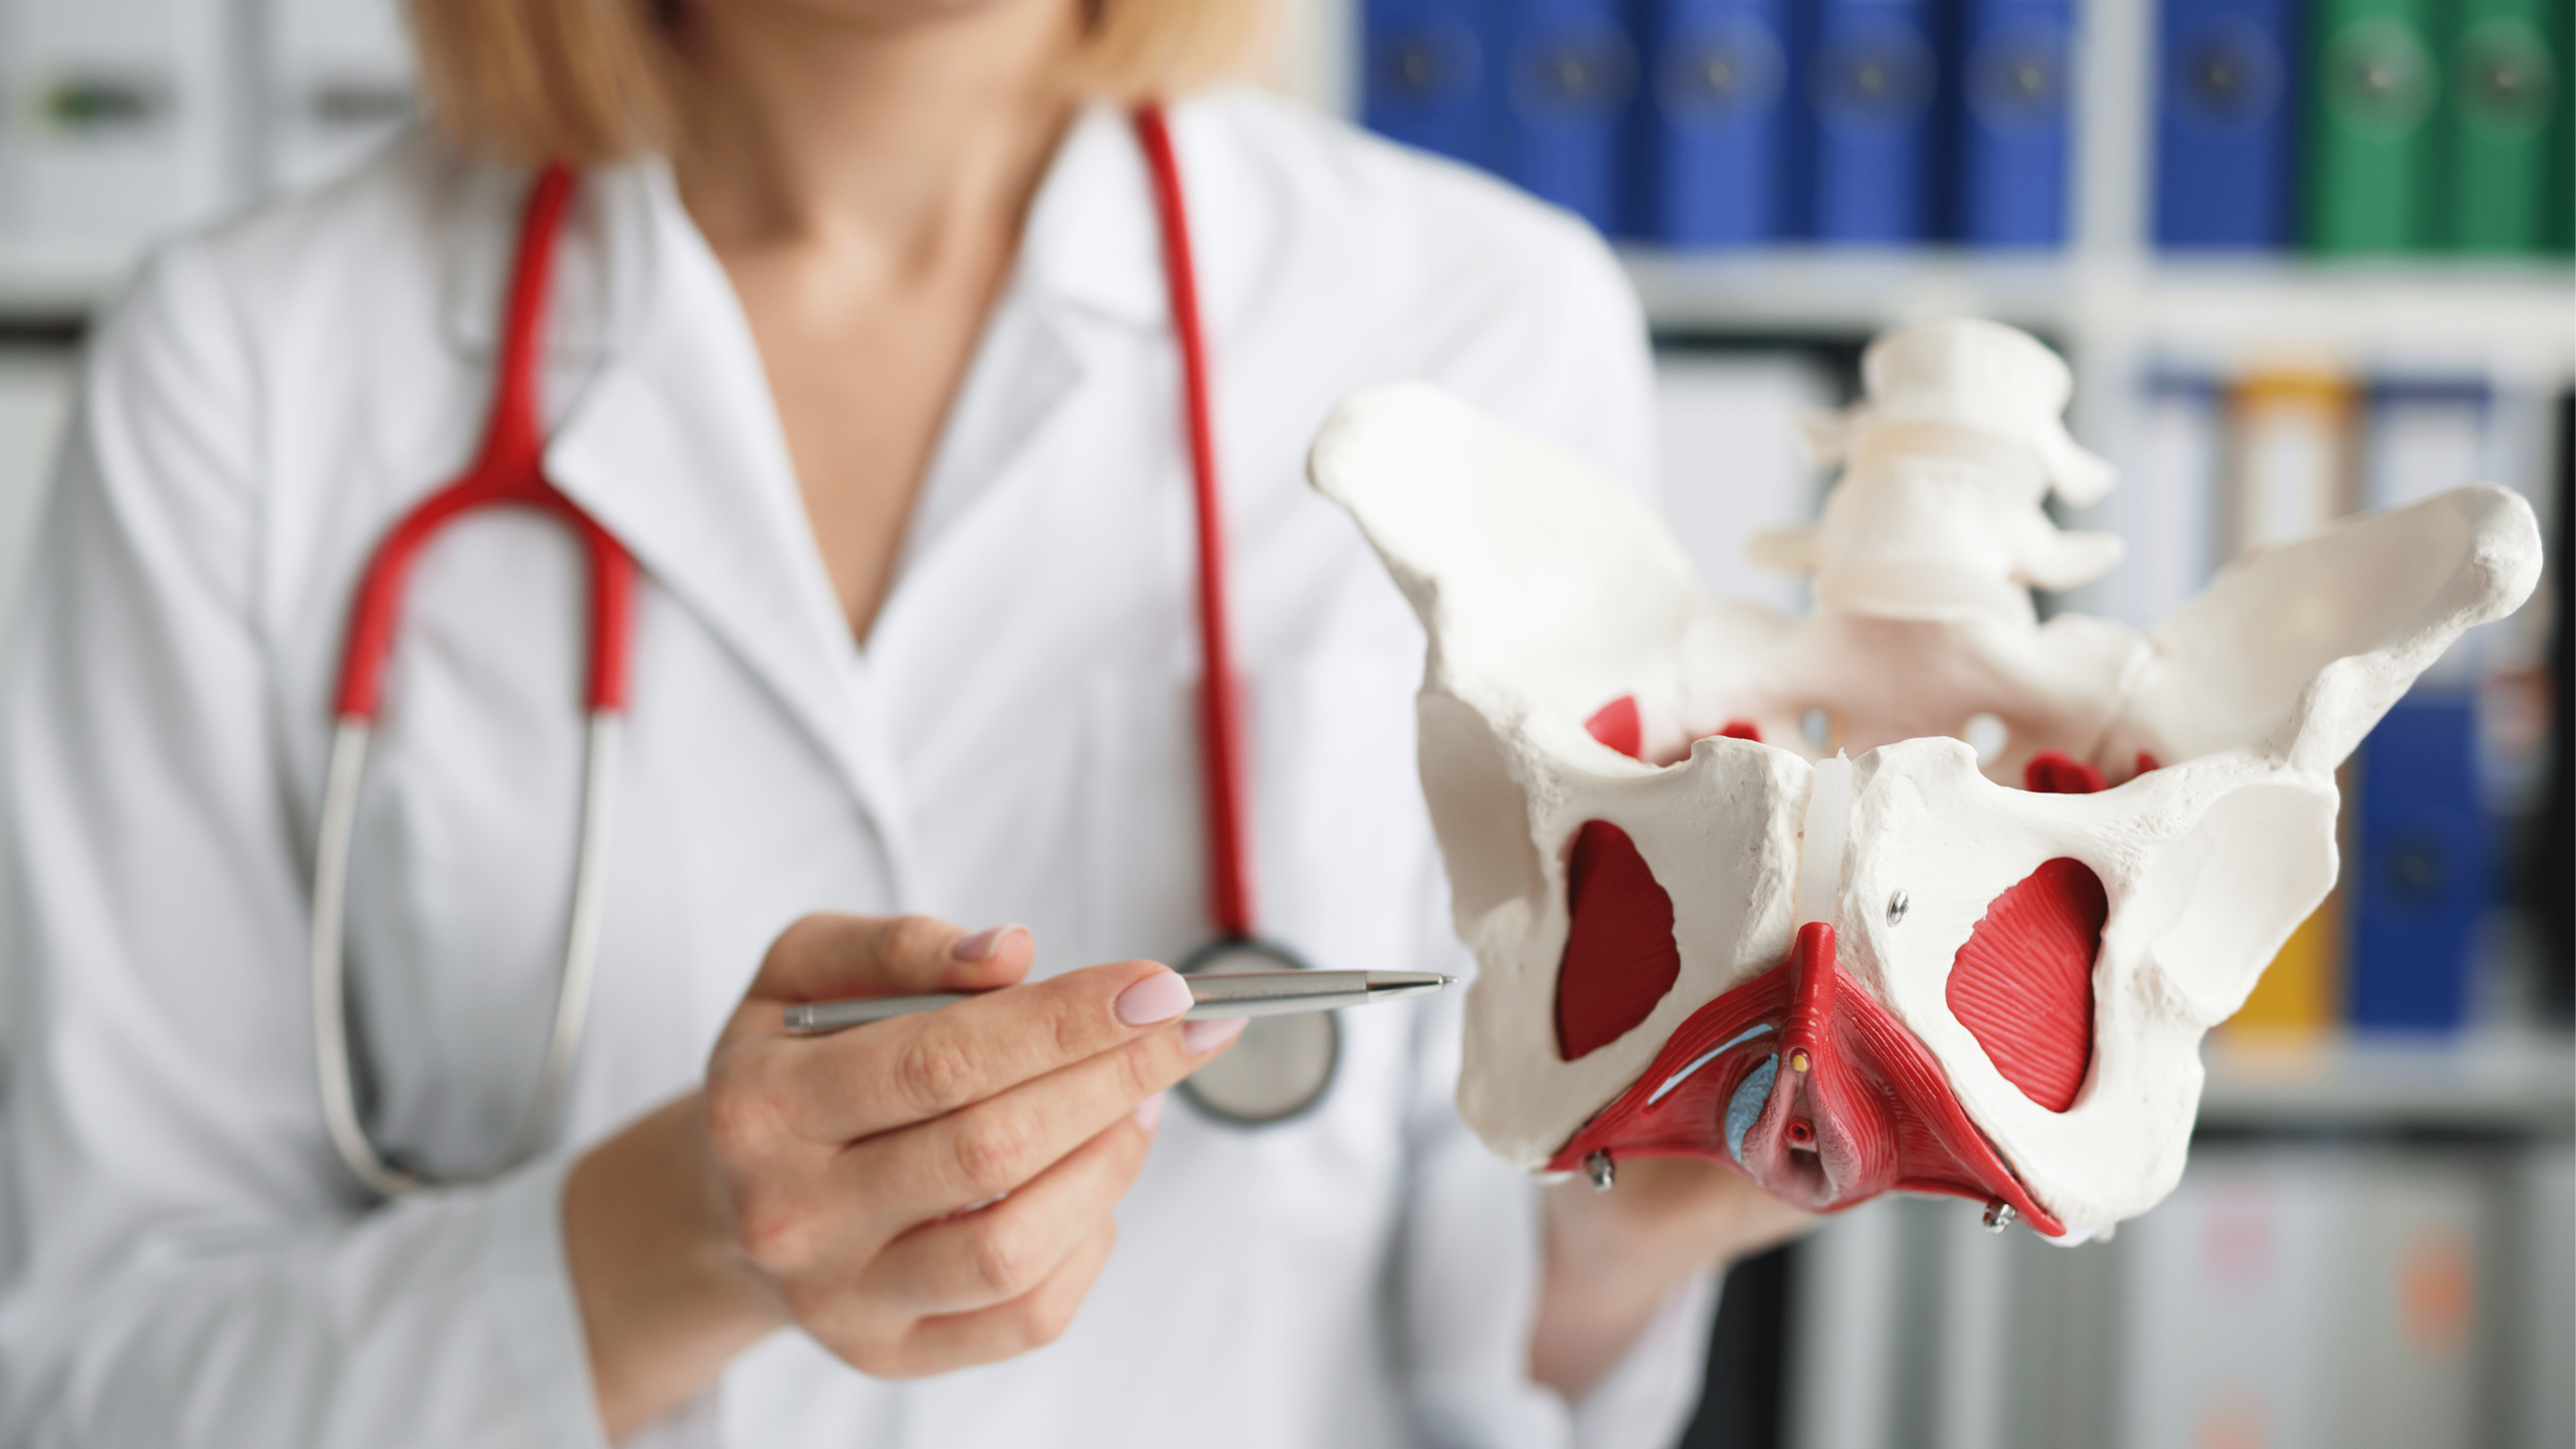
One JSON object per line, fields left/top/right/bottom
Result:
{"left": 667, "top": 0, "right": 1084, "bottom": 282}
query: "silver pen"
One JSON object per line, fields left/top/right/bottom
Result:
{"left": 783, "top": 970, "right": 1454, "bottom": 1038}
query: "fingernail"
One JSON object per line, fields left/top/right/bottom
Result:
{"left": 1114, "top": 970, "right": 1193, "bottom": 1026}
{"left": 936, "top": 1190, "right": 1012, "bottom": 1224}
{"left": 1183, "top": 1016, "right": 1249, "bottom": 1054}
{"left": 951, "top": 925, "right": 1024, "bottom": 963}
{"left": 1134, "top": 1091, "right": 1166, "bottom": 1132}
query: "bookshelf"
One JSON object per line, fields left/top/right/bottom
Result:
{"left": 1605, "top": 0, "right": 2576, "bottom": 437}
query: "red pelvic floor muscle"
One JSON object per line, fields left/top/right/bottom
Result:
{"left": 1547, "top": 921, "right": 2069, "bottom": 1237}
{"left": 1585, "top": 696, "right": 1644, "bottom": 759}
{"left": 1945, "top": 858, "right": 2106, "bottom": 1113}
{"left": 2024, "top": 748, "right": 2164, "bottom": 793}
{"left": 1554, "top": 821, "right": 1682, "bottom": 1060}
{"left": 2023, "top": 750, "right": 2107, "bottom": 794}
{"left": 1584, "top": 696, "right": 1767, "bottom": 766}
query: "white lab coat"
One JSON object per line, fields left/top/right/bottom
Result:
{"left": 0, "top": 91, "right": 1712, "bottom": 1448}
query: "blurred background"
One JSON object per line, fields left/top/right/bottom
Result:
{"left": 0, "top": 1, "right": 2569, "bottom": 1446}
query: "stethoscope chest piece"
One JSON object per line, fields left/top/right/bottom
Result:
{"left": 1176, "top": 936, "right": 1339, "bottom": 1126}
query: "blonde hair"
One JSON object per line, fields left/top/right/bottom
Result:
{"left": 407, "top": 1, "right": 1264, "bottom": 166}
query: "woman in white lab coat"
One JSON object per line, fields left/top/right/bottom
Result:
{"left": 0, "top": 2, "right": 1807, "bottom": 1445}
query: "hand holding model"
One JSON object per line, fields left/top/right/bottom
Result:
{"left": 564, "top": 919, "right": 1242, "bottom": 1436}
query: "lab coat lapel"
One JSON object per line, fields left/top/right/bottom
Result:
{"left": 874, "top": 107, "right": 1172, "bottom": 631}
{"left": 880, "top": 112, "right": 1162, "bottom": 589}
{"left": 530, "top": 165, "right": 927, "bottom": 899}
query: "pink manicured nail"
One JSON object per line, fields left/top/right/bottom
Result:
{"left": 951, "top": 925, "right": 1024, "bottom": 963}
{"left": 1114, "top": 970, "right": 1193, "bottom": 1026}
{"left": 1134, "top": 1091, "right": 1166, "bottom": 1132}
{"left": 936, "top": 1190, "right": 1011, "bottom": 1224}
{"left": 1182, "top": 1016, "right": 1248, "bottom": 1054}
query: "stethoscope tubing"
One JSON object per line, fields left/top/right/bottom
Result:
{"left": 311, "top": 164, "right": 638, "bottom": 1197}
{"left": 309, "top": 714, "right": 623, "bottom": 1196}
{"left": 1133, "top": 106, "right": 1255, "bottom": 942}
{"left": 1132, "top": 108, "right": 1343, "bottom": 1124}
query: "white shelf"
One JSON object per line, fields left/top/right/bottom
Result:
{"left": 1623, "top": 249, "right": 2085, "bottom": 337}
{"left": 0, "top": 239, "right": 143, "bottom": 324}
{"left": 2095, "top": 259, "right": 2576, "bottom": 375}
{"left": 1626, "top": 250, "right": 2576, "bottom": 376}
{"left": 2197, "top": 1030, "right": 2576, "bottom": 1136}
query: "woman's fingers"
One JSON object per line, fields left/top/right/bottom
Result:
{"left": 779, "top": 959, "right": 1197, "bottom": 1143}
{"left": 752, "top": 912, "right": 1036, "bottom": 1003}
{"left": 843, "top": 1010, "right": 1222, "bottom": 1224}
{"left": 708, "top": 912, "right": 1227, "bottom": 1385}
{"left": 885, "top": 1217, "right": 1123, "bottom": 1377}
{"left": 714, "top": 964, "right": 1225, "bottom": 1284}
{"left": 861, "top": 1102, "right": 1157, "bottom": 1315}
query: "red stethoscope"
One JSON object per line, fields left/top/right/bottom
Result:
{"left": 311, "top": 107, "right": 1327, "bottom": 1199}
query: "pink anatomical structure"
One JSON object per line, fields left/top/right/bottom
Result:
{"left": 1308, "top": 320, "right": 2540, "bottom": 1241}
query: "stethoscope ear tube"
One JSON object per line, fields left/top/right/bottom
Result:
{"left": 309, "top": 721, "right": 403, "bottom": 1196}
{"left": 1133, "top": 108, "right": 1340, "bottom": 1130}
{"left": 309, "top": 163, "right": 640, "bottom": 1198}
{"left": 310, "top": 711, "right": 623, "bottom": 1198}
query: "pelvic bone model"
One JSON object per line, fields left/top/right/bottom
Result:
{"left": 1309, "top": 320, "right": 2539, "bottom": 1241}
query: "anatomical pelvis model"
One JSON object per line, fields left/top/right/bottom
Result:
{"left": 1309, "top": 320, "right": 2540, "bottom": 1241}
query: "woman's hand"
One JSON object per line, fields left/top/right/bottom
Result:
{"left": 564, "top": 915, "right": 1244, "bottom": 1439}
{"left": 1530, "top": 1157, "right": 1816, "bottom": 1399}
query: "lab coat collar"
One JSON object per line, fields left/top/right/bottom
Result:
{"left": 877, "top": 105, "right": 1173, "bottom": 632}
{"left": 431, "top": 99, "right": 1173, "bottom": 355}
{"left": 509, "top": 159, "right": 927, "bottom": 902}
{"left": 1016, "top": 104, "right": 1172, "bottom": 331}
{"left": 436, "top": 145, "right": 657, "bottom": 362}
